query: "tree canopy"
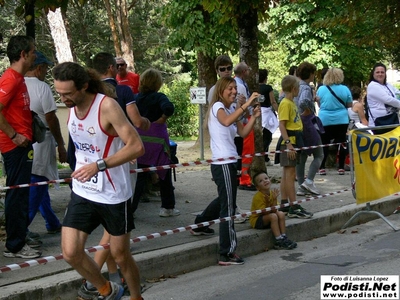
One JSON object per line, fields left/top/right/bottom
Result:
{"left": 1, "top": 0, "right": 399, "bottom": 88}
{"left": 275, "top": 0, "right": 400, "bottom": 84}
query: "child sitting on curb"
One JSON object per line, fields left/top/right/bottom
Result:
{"left": 249, "top": 171, "right": 297, "bottom": 250}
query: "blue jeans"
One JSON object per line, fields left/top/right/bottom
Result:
{"left": 29, "top": 174, "right": 61, "bottom": 231}
{"left": 296, "top": 136, "right": 324, "bottom": 185}
{"left": 3, "top": 145, "right": 33, "bottom": 252}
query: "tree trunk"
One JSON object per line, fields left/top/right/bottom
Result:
{"left": 104, "top": 0, "right": 122, "bottom": 55}
{"left": 116, "top": 0, "right": 135, "bottom": 70}
{"left": 25, "top": 0, "right": 35, "bottom": 39}
{"left": 47, "top": 8, "right": 74, "bottom": 63}
{"left": 104, "top": 0, "right": 135, "bottom": 71}
{"left": 237, "top": 8, "right": 265, "bottom": 175}
{"left": 194, "top": 51, "right": 216, "bottom": 150}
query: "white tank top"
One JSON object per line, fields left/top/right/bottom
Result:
{"left": 348, "top": 101, "right": 361, "bottom": 123}
{"left": 68, "top": 93, "right": 132, "bottom": 204}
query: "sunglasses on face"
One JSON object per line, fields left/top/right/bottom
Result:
{"left": 117, "top": 63, "right": 126, "bottom": 67}
{"left": 218, "top": 66, "right": 233, "bottom": 72}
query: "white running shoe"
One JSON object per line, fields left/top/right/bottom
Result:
{"left": 301, "top": 180, "right": 320, "bottom": 195}
{"left": 159, "top": 208, "right": 181, "bottom": 217}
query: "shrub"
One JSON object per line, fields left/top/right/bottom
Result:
{"left": 161, "top": 79, "right": 198, "bottom": 137}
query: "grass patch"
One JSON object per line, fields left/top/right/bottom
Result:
{"left": 57, "top": 162, "right": 70, "bottom": 169}
{"left": 169, "top": 136, "right": 197, "bottom": 142}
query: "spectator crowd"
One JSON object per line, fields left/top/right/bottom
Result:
{"left": 0, "top": 35, "right": 399, "bottom": 300}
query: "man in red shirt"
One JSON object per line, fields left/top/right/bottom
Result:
{"left": 0, "top": 36, "right": 41, "bottom": 259}
{"left": 115, "top": 57, "right": 140, "bottom": 94}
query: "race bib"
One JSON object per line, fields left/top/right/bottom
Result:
{"left": 75, "top": 157, "right": 104, "bottom": 193}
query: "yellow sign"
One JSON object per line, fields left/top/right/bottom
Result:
{"left": 351, "top": 127, "right": 400, "bottom": 204}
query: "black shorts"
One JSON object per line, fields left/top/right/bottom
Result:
{"left": 254, "top": 215, "right": 271, "bottom": 229}
{"left": 63, "top": 191, "right": 135, "bottom": 236}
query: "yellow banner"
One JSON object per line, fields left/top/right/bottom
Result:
{"left": 351, "top": 126, "right": 400, "bottom": 204}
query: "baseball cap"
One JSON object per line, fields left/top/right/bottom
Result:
{"left": 34, "top": 51, "right": 54, "bottom": 66}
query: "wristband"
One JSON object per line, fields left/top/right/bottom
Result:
{"left": 240, "top": 106, "right": 246, "bottom": 113}
{"left": 10, "top": 132, "right": 17, "bottom": 139}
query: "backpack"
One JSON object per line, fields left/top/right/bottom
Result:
{"left": 31, "top": 111, "right": 47, "bottom": 143}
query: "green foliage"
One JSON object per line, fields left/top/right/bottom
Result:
{"left": 266, "top": 0, "right": 382, "bottom": 85}
{"left": 162, "top": 0, "right": 238, "bottom": 59}
{"left": 160, "top": 78, "right": 199, "bottom": 138}
{"left": 201, "top": 0, "right": 271, "bottom": 23}
{"left": 258, "top": 25, "right": 288, "bottom": 90}
{"left": 270, "top": 0, "right": 400, "bottom": 85}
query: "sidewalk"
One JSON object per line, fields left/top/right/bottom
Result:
{"left": 0, "top": 141, "right": 399, "bottom": 299}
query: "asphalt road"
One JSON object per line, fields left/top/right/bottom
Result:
{"left": 142, "top": 214, "right": 400, "bottom": 300}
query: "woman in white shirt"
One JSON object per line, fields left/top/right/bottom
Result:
{"left": 366, "top": 63, "right": 400, "bottom": 130}
{"left": 191, "top": 77, "right": 260, "bottom": 265}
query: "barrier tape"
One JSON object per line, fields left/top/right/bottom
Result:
{"left": 0, "top": 142, "right": 344, "bottom": 191}
{"left": 0, "top": 188, "right": 351, "bottom": 273}
{"left": 0, "top": 179, "right": 71, "bottom": 191}
{"left": 130, "top": 142, "right": 345, "bottom": 174}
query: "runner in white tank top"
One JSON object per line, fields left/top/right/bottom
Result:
{"left": 69, "top": 93, "right": 132, "bottom": 204}
{"left": 53, "top": 62, "right": 144, "bottom": 299}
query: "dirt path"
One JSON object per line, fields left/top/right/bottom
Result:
{"left": 174, "top": 140, "right": 212, "bottom": 172}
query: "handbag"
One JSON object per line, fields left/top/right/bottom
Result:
{"left": 368, "top": 106, "right": 399, "bottom": 134}
{"left": 31, "top": 111, "right": 47, "bottom": 143}
{"left": 374, "top": 112, "right": 399, "bottom": 126}
{"left": 367, "top": 84, "right": 399, "bottom": 128}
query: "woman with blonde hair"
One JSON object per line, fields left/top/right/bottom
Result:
{"left": 191, "top": 76, "right": 261, "bottom": 265}
{"left": 316, "top": 68, "right": 352, "bottom": 175}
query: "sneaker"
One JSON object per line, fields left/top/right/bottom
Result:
{"left": 159, "top": 208, "right": 180, "bottom": 217}
{"left": 238, "top": 184, "right": 256, "bottom": 191}
{"left": 78, "top": 282, "right": 99, "bottom": 300}
{"left": 47, "top": 225, "right": 62, "bottom": 234}
{"left": 3, "top": 244, "right": 41, "bottom": 259}
{"left": 218, "top": 253, "right": 244, "bottom": 266}
{"left": 296, "top": 186, "right": 307, "bottom": 196}
{"left": 287, "top": 205, "right": 312, "bottom": 219}
{"left": 319, "top": 169, "right": 326, "bottom": 175}
{"left": 234, "top": 215, "right": 247, "bottom": 224}
{"left": 266, "top": 160, "right": 274, "bottom": 166}
{"left": 283, "top": 236, "right": 298, "bottom": 248}
{"left": 299, "top": 206, "right": 314, "bottom": 217}
{"left": 234, "top": 206, "right": 247, "bottom": 223}
{"left": 26, "top": 236, "right": 43, "bottom": 248}
{"left": 190, "top": 227, "right": 215, "bottom": 236}
{"left": 120, "top": 278, "right": 129, "bottom": 291}
{"left": 102, "top": 281, "right": 124, "bottom": 300}
{"left": 274, "top": 238, "right": 297, "bottom": 250}
{"left": 301, "top": 181, "right": 320, "bottom": 195}
{"left": 338, "top": 169, "right": 345, "bottom": 175}
{"left": 26, "top": 231, "right": 41, "bottom": 240}
{"left": 279, "top": 202, "right": 290, "bottom": 213}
